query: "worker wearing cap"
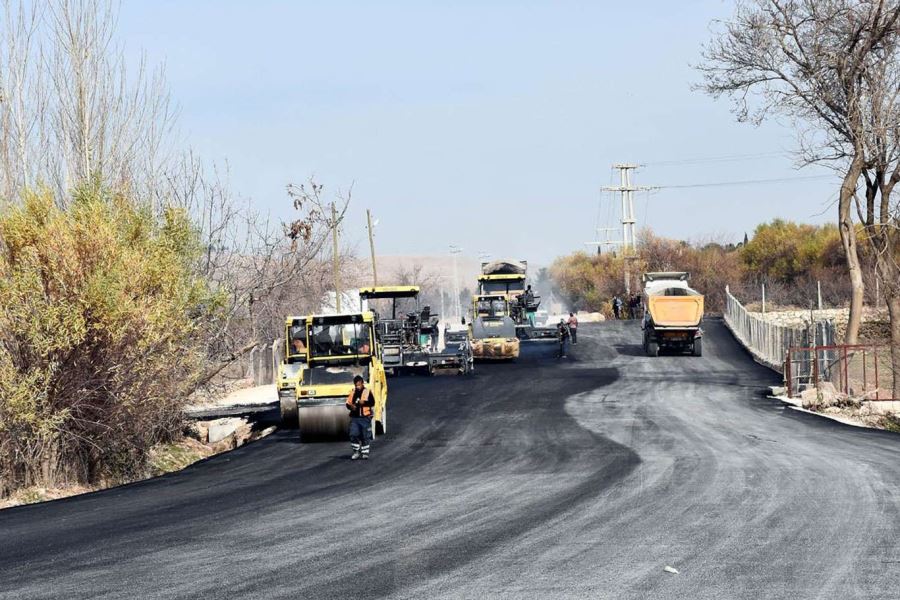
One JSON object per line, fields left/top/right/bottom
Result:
{"left": 346, "top": 375, "right": 375, "bottom": 460}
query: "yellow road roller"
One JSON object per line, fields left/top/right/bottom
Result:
{"left": 284, "top": 311, "right": 389, "bottom": 440}
{"left": 469, "top": 294, "right": 520, "bottom": 360}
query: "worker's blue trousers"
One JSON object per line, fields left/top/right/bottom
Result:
{"left": 349, "top": 417, "right": 373, "bottom": 455}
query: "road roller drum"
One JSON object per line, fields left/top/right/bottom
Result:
{"left": 298, "top": 402, "right": 351, "bottom": 440}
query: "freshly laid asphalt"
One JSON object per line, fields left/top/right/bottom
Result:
{"left": 2, "top": 320, "right": 900, "bottom": 599}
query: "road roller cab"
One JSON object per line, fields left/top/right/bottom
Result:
{"left": 469, "top": 294, "right": 520, "bottom": 360}
{"left": 291, "top": 312, "right": 389, "bottom": 439}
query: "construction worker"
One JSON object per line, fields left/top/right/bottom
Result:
{"left": 567, "top": 312, "right": 578, "bottom": 345}
{"left": 612, "top": 295, "right": 622, "bottom": 320}
{"left": 346, "top": 375, "right": 375, "bottom": 460}
{"left": 524, "top": 285, "right": 536, "bottom": 326}
{"left": 556, "top": 319, "right": 570, "bottom": 359}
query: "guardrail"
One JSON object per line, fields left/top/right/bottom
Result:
{"left": 723, "top": 285, "right": 835, "bottom": 374}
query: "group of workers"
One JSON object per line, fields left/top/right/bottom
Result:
{"left": 612, "top": 293, "right": 642, "bottom": 320}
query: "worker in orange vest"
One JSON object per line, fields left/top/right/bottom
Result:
{"left": 346, "top": 375, "right": 375, "bottom": 460}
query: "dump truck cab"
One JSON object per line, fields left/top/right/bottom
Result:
{"left": 286, "top": 311, "right": 389, "bottom": 439}
{"left": 641, "top": 272, "right": 705, "bottom": 357}
{"left": 278, "top": 316, "right": 308, "bottom": 424}
{"left": 469, "top": 294, "right": 520, "bottom": 360}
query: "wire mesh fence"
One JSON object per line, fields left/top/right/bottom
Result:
{"left": 723, "top": 285, "right": 835, "bottom": 373}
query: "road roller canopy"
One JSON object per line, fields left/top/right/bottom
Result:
{"left": 358, "top": 286, "right": 420, "bottom": 300}
{"left": 307, "top": 314, "right": 374, "bottom": 362}
{"left": 359, "top": 286, "right": 420, "bottom": 319}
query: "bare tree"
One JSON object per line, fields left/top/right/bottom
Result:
{"left": 698, "top": 0, "right": 900, "bottom": 395}
{"left": 163, "top": 163, "right": 355, "bottom": 384}
{"left": 0, "top": 0, "right": 174, "bottom": 204}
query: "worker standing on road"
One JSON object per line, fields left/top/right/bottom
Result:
{"left": 346, "top": 375, "right": 375, "bottom": 460}
{"left": 612, "top": 296, "right": 621, "bottom": 320}
{"left": 556, "top": 319, "right": 570, "bottom": 359}
{"left": 567, "top": 312, "right": 578, "bottom": 345}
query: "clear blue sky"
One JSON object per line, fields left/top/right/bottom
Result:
{"left": 120, "top": 0, "right": 836, "bottom": 265}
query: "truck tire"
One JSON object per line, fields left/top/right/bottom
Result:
{"left": 692, "top": 338, "right": 702, "bottom": 357}
{"left": 647, "top": 342, "right": 659, "bottom": 357}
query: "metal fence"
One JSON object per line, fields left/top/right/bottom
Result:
{"left": 785, "top": 344, "right": 896, "bottom": 401}
{"left": 723, "top": 285, "right": 835, "bottom": 374}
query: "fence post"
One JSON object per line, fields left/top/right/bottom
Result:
{"left": 762, "top": 283, "right": 766, "bottom": 315}
{"left": 249, "top": 347, "right": 260, "bottom": 385}
{"left": 785, "top": 349, "right": 792, "bottom": 395}
{"left": 271, "top": 339, "right": 282, "bottom": 385}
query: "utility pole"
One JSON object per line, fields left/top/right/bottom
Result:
{"left": 450, "top": 245, "right": 463, "bottom": 322}
{"left": 366, "top": 209, "right": 378, "bottom": 287}
{"left": 601, "top": 164, "right": 653, "bottom": 294}
{"left": 584, "top": 227, "right": 621, "bottom": 255}
{"left": 331, "top": 202, "right": 341, "bottom": 313}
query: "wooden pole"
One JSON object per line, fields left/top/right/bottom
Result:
{"left": 332, "top": 202, "right": 341, "bottom": 313}
{"left": 366, "top": 209, "right": 378, "bottom": 287}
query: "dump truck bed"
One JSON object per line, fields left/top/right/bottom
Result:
{"left": 647, "top": 295, "right": 704, "bottom": 328}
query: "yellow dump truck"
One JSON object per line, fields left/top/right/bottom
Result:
{"left": 469, "top": 294, "right": 520, "bottom": 360}
{"left": 641, "top": 272, "right": 704, "bottom": 357}
{"left": 281, "top": 311, "right": 389, "bottom": 439}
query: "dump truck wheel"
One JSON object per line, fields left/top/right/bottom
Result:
{"left": 692, "top": 339, "right": 702, "bottom": 357}
{"left": 647, "top": 342, "right": 659, "bottom": 357}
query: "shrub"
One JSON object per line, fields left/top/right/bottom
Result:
{"left": 0, "top": 187, "right": 216, "bottom": 496}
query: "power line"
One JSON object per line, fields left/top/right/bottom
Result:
{"left": 643, "top": 151, "right": 791, "bottom": 167}
{"left": 656, "top": 174, "right": 832, "bottom": 189}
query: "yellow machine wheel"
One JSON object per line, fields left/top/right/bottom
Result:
{"left": 279, "top": 393, "right": 298, "bottom": 429}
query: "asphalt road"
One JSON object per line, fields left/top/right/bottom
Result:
{"left": 2, "top": 320, "right": 900, "bottom": 599}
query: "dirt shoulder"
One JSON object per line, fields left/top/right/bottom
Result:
{"left": 0, "top": 418, "right": 276, "bottom": 510}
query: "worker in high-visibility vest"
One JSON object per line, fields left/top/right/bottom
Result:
{"left": 345, "top": 375, "right": 375, "bottom": 460}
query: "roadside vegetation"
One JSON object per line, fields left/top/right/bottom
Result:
{"left": 550, "top": 220, "right": 868, "bottom": 317}
{"left": 0, "top": 1, "right": 354, "bottom": 501}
